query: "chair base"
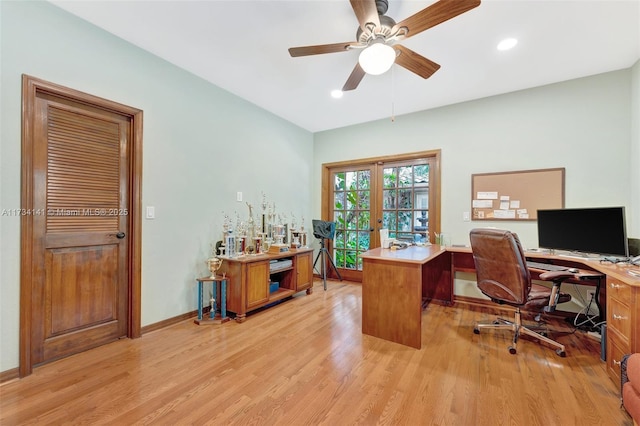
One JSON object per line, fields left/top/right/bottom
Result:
{"left": 473, "top": 307, "right": 566, "bottom": 357}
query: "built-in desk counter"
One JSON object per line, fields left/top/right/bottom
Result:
{"left": 361, "top": 244, "right": 640, "bottom": 385}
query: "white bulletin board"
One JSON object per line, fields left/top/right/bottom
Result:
{"left": 471, "top": 168, "right": 565, "bottom": 221}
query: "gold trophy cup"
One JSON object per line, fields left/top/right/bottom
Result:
{"left": 206, "top": 257, "right": 223, "bottom": 279}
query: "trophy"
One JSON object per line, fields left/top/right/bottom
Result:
{"left": 299, "top": 215, "right": 308, "bottom": 248}
{"left": 206, "top": 256, "right": 223, "bottom": 279}
{"left": 268, "top": 222, "right": 289, "bottom": 254}
{"left": 289, "top": 213, "right": 301, "bottom": 249}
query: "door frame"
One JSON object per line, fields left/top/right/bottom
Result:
{"left": 20, "top": 75, "right": 143, "bottom": 377}
{"left": 320, "top": 150, "right": 441, "bottom": 282}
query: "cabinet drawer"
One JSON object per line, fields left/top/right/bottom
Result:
{"left": 607, "top": 331, "right": 630, "bottom": 384}
{"left": 607, "top": 278, "right": 631, "bottom": 305}
{"left": 608, "top": 297, "right": 631, "bottom": 341}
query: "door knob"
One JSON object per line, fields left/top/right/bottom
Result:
{"left": 116, "top": 232, "right": 126, "bottom": 239}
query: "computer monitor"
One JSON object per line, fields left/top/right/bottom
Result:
{"left": 536, "top": 206, "right": 629, "bottom": 258}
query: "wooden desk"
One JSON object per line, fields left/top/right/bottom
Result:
{"left": 361, "top": 245, "right": 640, "bottom": 385}
{"left": 360, "top": 246, "right": 451, "bottom": 349}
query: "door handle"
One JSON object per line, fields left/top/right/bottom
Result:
{"left": 115, "top": 232, "right": 126, "bottom": 239}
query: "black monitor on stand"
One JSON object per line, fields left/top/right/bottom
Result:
{"left": 312, "top": 220, "right": 342, "bottom": 290}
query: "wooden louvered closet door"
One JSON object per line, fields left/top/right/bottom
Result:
{"left": 30, "top": 92, "right": 130, "bottom": 366}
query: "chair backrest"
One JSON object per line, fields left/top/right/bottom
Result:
{"left": 469, "top": 228, "right": 531, "bottom": 305}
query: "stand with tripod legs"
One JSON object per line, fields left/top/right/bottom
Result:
{"left": 313, "top": 237, "right": 342, "bottom": 291}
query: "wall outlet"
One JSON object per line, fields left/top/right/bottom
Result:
{"left": 236, "top": 192, "right": 242, "bottom": 202}
{"left": 462, "top": 211, "right": 470, "bottom": 222}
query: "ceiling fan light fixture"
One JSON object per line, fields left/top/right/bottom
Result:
{"left": 358, "top": 41, "right": 396, "bottom": 75}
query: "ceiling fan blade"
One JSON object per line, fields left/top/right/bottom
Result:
{"left": 342, "top": 63, "right": 366, "bottom": 91}
{"left": 350, "top": 0, "right": 381, "bottom": 32}
{"left": 288, "top": 42, "right": 354, "bottom": 57}
{"left": 394, "top": 45, "right": 441, "bottom": 79}
{"left": 392, "top": 0, "right": 481, "bottom": 40}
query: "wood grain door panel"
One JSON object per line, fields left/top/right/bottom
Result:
{"left": 45, "top": 245, "right": 119, "bottom": 336}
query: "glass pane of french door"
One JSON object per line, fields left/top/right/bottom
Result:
{"left": 381, "top": 161, "right": 431, "bottom": 244}
{"left": 332, "top": 167, "right": 374, "bottom": 273}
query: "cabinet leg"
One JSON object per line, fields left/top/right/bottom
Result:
{"left": 235, "top": 314, "right": 247, "bottom": 323}
{"left": 306, "top": 287, "right": 314, "bottom": 295}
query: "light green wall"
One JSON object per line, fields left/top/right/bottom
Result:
{"left": 0, "top": 1, "right": 313, "bottom": 371}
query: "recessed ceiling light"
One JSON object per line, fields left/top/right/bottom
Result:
{"left": 331, "top": 90, "right": 343, "bottom": 99}
{"left": 497, "top": 38, "right": 518, "bottom": 51}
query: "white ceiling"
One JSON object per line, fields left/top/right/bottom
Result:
{"left": 49, "top": 0, "right": 640, "bottom": 133}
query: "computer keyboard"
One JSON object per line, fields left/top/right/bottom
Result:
{"left": 526, "top": 261, "right": 568, "bottom": 272}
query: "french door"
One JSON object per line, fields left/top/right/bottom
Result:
{"left": 321, "top": 150, "right": 441, "bottom": 282}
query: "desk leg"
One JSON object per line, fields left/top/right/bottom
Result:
{"left": 595, "top": 276, "right": 605, "bottom": 322}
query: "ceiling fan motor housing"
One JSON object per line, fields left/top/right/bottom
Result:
{"left": 356, "top": 14, "right": 397, "bottom": 44}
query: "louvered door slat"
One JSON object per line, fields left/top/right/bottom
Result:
{"left": 46, "top": 106, "right": 121, "bottom": 233}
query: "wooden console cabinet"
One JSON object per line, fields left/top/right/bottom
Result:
{"left": 218, "top": 248, "right": 314, "bottom": 322}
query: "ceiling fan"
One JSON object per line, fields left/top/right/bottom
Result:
{"left": 288, "top": 0, "right": 481, "bottom": 91}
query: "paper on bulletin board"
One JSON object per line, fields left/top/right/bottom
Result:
{"left": 499, "top": 195, "right": 510, "bottom": 209}
{"left": 477, "top": 191, "right": 498, "bottom": 200}
{"left": 473, "top": 199, "right": 493, "bottom": 208}
{"left": 517, "top": 209, "right": 529, "bottom": 219}
{"left": 493, "top": 209, "right": 516, "bottom": 219}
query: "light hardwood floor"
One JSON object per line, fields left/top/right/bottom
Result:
{"left": 0, "top": 280, "right": 631, "bottom": 425}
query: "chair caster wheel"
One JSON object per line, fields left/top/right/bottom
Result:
{"left": 508, "top": 346, "right": 517, "bottom": 354}
{"left": 473, "top": 328, "right": 480, "bottom": 334}
{"left": 556, "top": 349, "right": 566, "bottom": 357}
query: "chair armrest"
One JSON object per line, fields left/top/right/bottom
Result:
{"left": 539, "top": 271, "right": 574, "bottom": 313}
{"left": 538, "top": 271, "right": 575, "bottom": 282}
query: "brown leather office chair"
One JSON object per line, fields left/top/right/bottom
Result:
{"left": 470, "top": 228, "right": 574, "bottom": 357}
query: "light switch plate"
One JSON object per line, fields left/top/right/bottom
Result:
{"left": 146, "top": 206, "right": 155, "bottom": 219}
